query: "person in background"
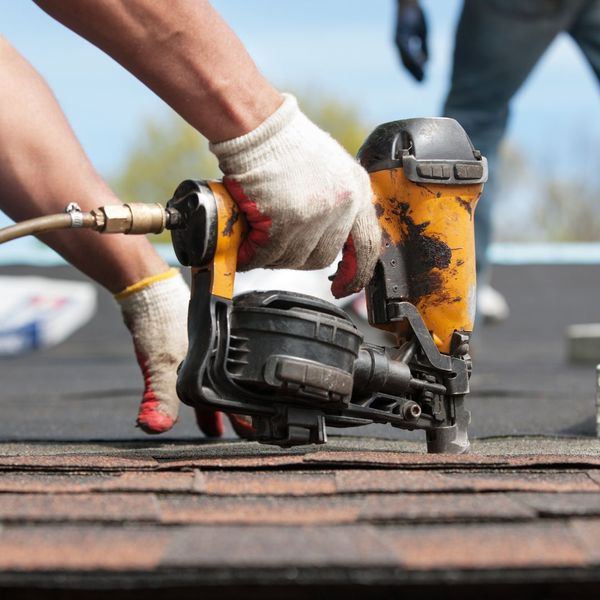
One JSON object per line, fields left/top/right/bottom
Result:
{"left": 0, "top": 1, "right": 380, "bottom": 436}
{"left": 395, "top": 0, "right": 600, "bottom": 322}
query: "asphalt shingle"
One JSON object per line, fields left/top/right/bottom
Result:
{"left": 378, "top": 522, "right": 590, "bottom": 570}
{"left": 0, "top": 437, "right": 597, "bottom": 592}
{"left": 0, "top": 526, "right": 170, "bottom": 571}
{"left": 0, "top": 492, "right": 160, "bottom": 523}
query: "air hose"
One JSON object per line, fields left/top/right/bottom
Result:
{"left": 0, "top": 202, "right": 180, "bottom": 245}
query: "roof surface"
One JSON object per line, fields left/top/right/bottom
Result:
{"left": 0, "top": 436, "right": 598, "bottom": 598}
{"left": 0, "top": 264, "right": 598, "bottom": 598}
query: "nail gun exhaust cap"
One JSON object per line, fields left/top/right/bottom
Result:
{"left": 357, "top": 117, "right": 487, "bottom": 184}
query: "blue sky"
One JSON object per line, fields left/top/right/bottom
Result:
{"left": 1, "top": 0, "right": 598, "bottom": 182}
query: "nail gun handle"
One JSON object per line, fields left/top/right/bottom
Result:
{"left": 167, "top": 179, "right": 247, "bottom": 300}
{"left": 205, "top": 181, "right": 247, "bottom": 299}
{"left": 168, "top": 179, "right": 246, "bottom": 409}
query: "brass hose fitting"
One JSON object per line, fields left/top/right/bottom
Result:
{"left": 91, "top": 203, "right": 168, "bottom": 235}
{"left": 0, "top": 202, "right": 179, "bottom": 246}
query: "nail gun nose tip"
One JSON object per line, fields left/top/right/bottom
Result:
{"left": 403, "top": 401, "right": 422, "bottom": 420}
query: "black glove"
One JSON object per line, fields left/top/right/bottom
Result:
{"left": 395, "top": 1, "right": 428, "bottom": 82}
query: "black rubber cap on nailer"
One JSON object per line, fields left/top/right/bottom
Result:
{"left": 357, "top": 117, "right": 488, "bottom": 184}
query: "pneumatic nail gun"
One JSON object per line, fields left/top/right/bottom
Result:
{"left": 167, "top": 118, "right": 486, "bottom": 453}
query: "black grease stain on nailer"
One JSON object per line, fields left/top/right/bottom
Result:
{"left": 397, "top": 201, "right": 453, "bottom": 300}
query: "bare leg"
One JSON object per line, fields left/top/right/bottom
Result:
{"left": 0, "top": 35, "right": 168, "bottom": 292}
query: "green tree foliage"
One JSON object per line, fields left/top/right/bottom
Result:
{"left": 111, "top": 93, "right": 370, "bottom": 207}
{"left": 533, "top": 179, "right": 600, "bottom": 242}
{"left": 299, "top": 93, "right": 370, "bottom": 156}
{"left": 493, "top": 140, "right": 600, "bottom": 242}
{"left": 111, "top": 116, "right": 220, "bottom": 206}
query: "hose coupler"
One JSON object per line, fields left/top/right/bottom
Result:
{"left": 90, "top": 203, "right": 179, "bottom": 235}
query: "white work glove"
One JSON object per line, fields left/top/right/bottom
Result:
{"left": 115, "top": 268, "right": 252, "bottom": 438}
{"left": 210, "top": 94, "right": 381, "bottom": 298}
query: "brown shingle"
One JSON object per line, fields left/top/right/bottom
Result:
{"left": 3, "top": 521, "right": 589, "bottom": 572}
{"left": 0, "top": 471, "right": 196, "bottom": 493}
{"left": 162, "top": 524, "right": 396, "bottom": 568}
{"left": 304, "top": 451, "right": 600, "bottom": 469}
{"left": 99, "top": 471, "right": 196, "bottom": 492}
{"left": 445, "top": 471, "right": 600, "bottom": 493}
{"left": 335, "top": 470, "right": 453, "bottom": 493}
{"left": 0, "top": 525, "right": 169, "bottom": 570}
{"left": 0, "top": 473, "right": 113, "bottom": 493}
{"left": 0, "top": 454, "right": 157, "bottom": 471}
{"left": 587, "top": 470, "right": 600, "bottom": 486}
{"left": 355, "top": 492, "right": 534, "bottom": 522}
{"left": 157, "top": 454, "right": 306, "bottom": 470}
{"left": 511, "top": 492, "right": 600, "bottom": 517}
{"left": 203, "top": 471, "right": 337, "bottom": 496}
{"left": 0, "top": 493, "right": 160, "bottom": 522}
{"left": 570, "top": 518, "right": 600, "bottom": 563}
{"left": 158, "top": 495, "right": 359, "bottom": 525}
{"left": 157, "top": 492, "right": 533, "bottom": 526}
{"left": 335, "top": 469, "right": 600, "bottom": 493}
{"left": 379, "top": 522, "right": 588, "bottom": 569}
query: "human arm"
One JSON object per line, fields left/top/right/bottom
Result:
{"left": 34, "top": 0, "right": 381, "bottom": 296}
{"left": 0, "top": 34, "right": 168, "bottom": 291}
{"left": 34, "top": 0, "right": 281, "bottom": 142}
{"left": 0, "top": 35, "right": 248, "bottom": 436}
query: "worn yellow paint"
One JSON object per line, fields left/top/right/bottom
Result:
{"left": 205, "top": 180, "right": 246, "bottom": 300}
{"left": 369, "top": 168, "right": 482, "bottom": 354}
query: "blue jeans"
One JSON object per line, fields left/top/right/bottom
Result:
{"left": 444, "top": 0, "right": 600, "bottom": 279}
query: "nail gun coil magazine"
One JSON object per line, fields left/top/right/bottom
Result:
{"left": 228, "top": 291, "right": 361, "bottom": 404}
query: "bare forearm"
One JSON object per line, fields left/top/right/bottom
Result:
{"left": 0, "top": 37, "right": 116, "bottom": 220}
{"left": 0, "top": 36, "right": 167, "bottom": 291}
{"left": 34, "top": 0, "right": 282, "bottom": 142}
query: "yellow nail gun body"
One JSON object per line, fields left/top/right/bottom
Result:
{"left": 168, "top": 118, "right": 486, "bottom": 453}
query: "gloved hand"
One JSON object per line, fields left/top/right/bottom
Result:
{"left": 210, "top": 94, "right": 381, "bottom": 298}
{"left": 116, "top": 268, "right": 249, "bottom": 437}
{"left": 395, "top": 0, "right": 428, "bottom": 82}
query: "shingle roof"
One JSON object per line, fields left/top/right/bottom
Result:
{"left": 0, "top": 436, "right": 598, "bottom": 596}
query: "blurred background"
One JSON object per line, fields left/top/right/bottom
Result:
{"left": 0, "top": 0, "right": 598, "bottom": 244}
